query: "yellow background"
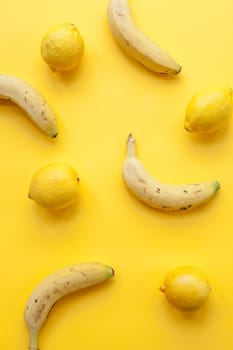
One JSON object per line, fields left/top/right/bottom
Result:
{"left": 0, "top": 0, "right": 233, "bottom": 349}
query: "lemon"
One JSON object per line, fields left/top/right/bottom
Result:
{"left": 41, "top": 23, "right": 84, "bottom": 72}
{"left": 184, "top": 87, "right": 233, "bottom": 133}
{"left": 28, "top": 163, "right": 80, "bottom": 210}
{"left": 160, "top": 265, "right": 211, "bottom": 310}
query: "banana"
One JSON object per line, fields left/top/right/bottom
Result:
{"left": 107, "top": 0, "right": 181, "bottom": 75}
{"left": 24, "top": 262, "right": 114, "bottom": 350}
{"left": 122, "top": 134, "right": 220, "bottom": 211}
{"left": 0, "top": 74, "right": 58, "bottom": 138}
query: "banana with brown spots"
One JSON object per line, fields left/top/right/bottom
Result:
{"left": 0, "top": 74, "right": 58, "bottom": 138}
{"left": 122, "top": 134, "right": 220, "bottom": 211}
{"left": 24, "top": 262, "right": 115, "bottom": 350}
{"left": 107, "top": 0, "right": 181, "bottom": 75}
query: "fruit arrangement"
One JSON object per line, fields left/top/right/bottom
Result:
{"left": 0, "top": 0, "right": 232, "bottom": 349}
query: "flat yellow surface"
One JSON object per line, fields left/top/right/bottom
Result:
{"left": 0, "top": 0, "right": 233, "bottom": 349}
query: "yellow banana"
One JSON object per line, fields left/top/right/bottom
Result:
{"left": 0, "top": 74, "right": 58, "bottom": 138}
{"left": 107, "top": 0, "right": 181, "bottom": 75}
{"left": 122, "top": 134, "right": 220, "bottom": 211}
{"left": 24, "top": 262, "right": 114, "bottom": 350}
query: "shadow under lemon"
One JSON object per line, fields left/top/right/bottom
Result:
{"left": 159, "top": 290, "right": 212, "bottom": 324}
{"left": 44, "top": 54, "right": 86, "bottom": 86}
{"left": 29, "top": 197, "right": 82, "bottom": 222}
{"left": 184, "top": 119, "right": 232, "bottom": 146}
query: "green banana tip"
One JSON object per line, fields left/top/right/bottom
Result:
{"left": 48, "top": 128, "right": 58, "bottom": 138}
{"left": 109, "top": 266, "right": 115, "bottom": 278}
{"left": 50, "top": 132, "right": 58, "bottom": 139}
{"left": 104, "top": 265, "right": 115, "bottom": 279}
{"left": 214, "top": 181, "right": 220, "bottom": 192}
{"left": 175, "top": 65, "right": 182, "bottom": 75}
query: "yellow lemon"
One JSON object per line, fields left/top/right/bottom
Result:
{"left": 160, "top": 265, "right": 211, "bottom": 310}
{"left": 184, "top": 87, "right": 233, "bottom": 133}
{"left": 41, "top": 23, "right": 84, "bottom": 72}
{"left": 28, "top": 163, "right": 80, "bottom": 210}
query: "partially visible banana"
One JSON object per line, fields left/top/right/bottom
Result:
{"left": 0, "top": 75, "right": 58, "bottom": 138}
{"left": 24, "top": 262, "right": 114, "bottom": 350}
{"left": 107, "top": 0, "right": 181, "bottom": 75}
{"left": 122, "top": 134, "right": 220, "bottom": 211}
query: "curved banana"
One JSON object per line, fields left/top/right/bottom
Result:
{"left": 0, "top": 75, "right": 58, "bottom": 138}
{"left": 107, "top": 0, "right": 181, "bottom": 75}
{"left": 24, "top": 262, "right": 114, "bottom": 350}
{"left": 123, "top": 134, "right": 220, "bottom": 211}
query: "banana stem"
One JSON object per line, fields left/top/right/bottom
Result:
{"left": 29, "top": 331, "right": 39, "bottom": 350}
{"left": 126, "top": 134, "right": 136, "bottom": 157}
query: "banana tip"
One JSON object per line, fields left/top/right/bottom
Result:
{"left": 111, "top": 267, "right": 115, "bottom": 277}
{"left": 214, "top": 181, "right": 220, "bottom": 191}
{"left": 50, "top": 132, "right": 58, "bottom": 139}
{"left": 107, "top": 266, "right": 115, "bottom": 279}
{"left": 175, "top": 66, "right": 182, "bottom": 75}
